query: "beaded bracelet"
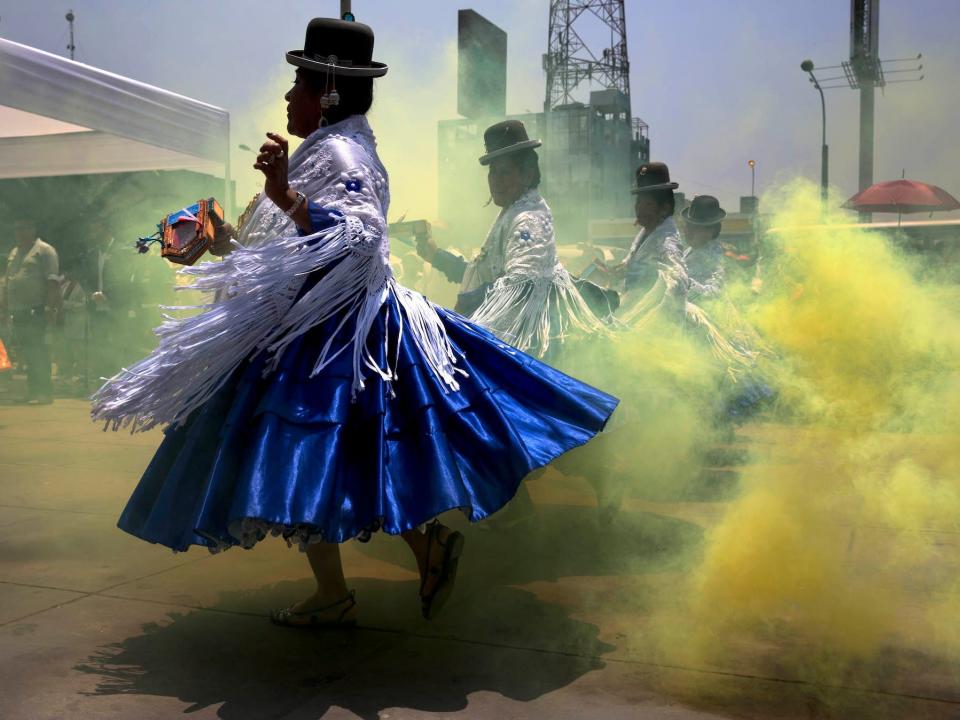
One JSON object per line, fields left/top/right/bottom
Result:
{"left": 284, "top": 191, "right": 307, "bottom": 218}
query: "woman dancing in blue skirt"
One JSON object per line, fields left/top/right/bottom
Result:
{"left": 92, "top": 18, "right": 618, "bottom": 627}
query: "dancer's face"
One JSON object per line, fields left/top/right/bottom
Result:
{"left": 284, "top": 70, "right": 324, "bottom": 138}
{"left": 487, "top": 157, "right": 529, "bottom": 208}
{"left": 684, "top": 222, "right": 719, "bottom": 249}
{"left": 634, "top": 194, "right": 663, "bottom": 230}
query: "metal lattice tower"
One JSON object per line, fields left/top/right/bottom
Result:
{"left": 543, "top": 0, "right": 630, "bottom": 113}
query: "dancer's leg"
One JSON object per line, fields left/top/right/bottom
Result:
{"left": 402, "top": 523, "right": 463, "bottom": 617}
{"left": 274, "top": 542, "right": 356, "bottom": 624}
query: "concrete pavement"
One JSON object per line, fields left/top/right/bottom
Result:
{"left": 1, "top": 397, "right": 957, "bottom": 719}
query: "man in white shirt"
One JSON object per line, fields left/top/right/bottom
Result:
{"left": 1, "top": 218, "right": 61, "bottom": 404}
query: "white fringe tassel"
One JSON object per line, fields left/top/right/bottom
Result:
{"left": 619, "top": 263, "right": 758, "bottom": 378}
{"left": 91, "top": 217, "right": 462, "bottom": 433}
{"left": 471, "top": 265, "right": 607, "bottom": 357}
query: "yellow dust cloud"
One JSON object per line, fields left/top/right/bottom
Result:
{"left": 654, "top": 180, "right": 960, "bottom": 697}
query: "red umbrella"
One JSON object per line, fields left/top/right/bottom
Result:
{"left": 844, "top": 179, "right": 960, "bottom": 214}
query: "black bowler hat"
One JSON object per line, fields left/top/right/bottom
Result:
{"left": 681, "top": 195, "right": 727, "bottom": 225}
{"left": 631, "top": 161, "right": 679, "bottom": 193}
{"left": 286, "top": 18, "right": 388, "bottom": 77}
{"left": 479, "top": 120, "right": 542, "bottom": 165}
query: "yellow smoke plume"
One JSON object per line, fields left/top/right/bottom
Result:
{"left": 651, "top": 180, "right": 960, "bottom": 707}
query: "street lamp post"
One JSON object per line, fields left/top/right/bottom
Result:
{"left": 748, "top": 159, "right": 756, "bottom": 197}
{"left": 66, "top": 10, "right": 76, "bottom": 60}
{"left": 801, "top": 60, "right": 828, "bottom": 207}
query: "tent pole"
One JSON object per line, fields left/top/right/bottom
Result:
{"left": 224, "top": 124, "right": 234, "bottom": 219}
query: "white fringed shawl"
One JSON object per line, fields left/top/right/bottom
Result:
{"left": 469, "top": 190, "right": 607, "bottom": 357}
{"left": 619, "top": 259, "right": 759, "bottom": 377}
{"left": 91, "top": 116, "right": 460, "bottom": 433}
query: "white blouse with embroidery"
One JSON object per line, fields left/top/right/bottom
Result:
{"left": 92, "top": 116, "right": 461, "bottom": 432}
{"left": 468, "top": 189, "right": 606, "bottom": 357}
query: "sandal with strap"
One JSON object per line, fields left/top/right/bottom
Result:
{"left": 420, "top": 523, "right": 465, "bottom": 621}
{"left": 270, "top": 589, "right": 358, "bottom": 628}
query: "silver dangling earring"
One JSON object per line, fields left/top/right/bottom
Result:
{"left": 319, "top": 56, "right": 341, "bottom": 109}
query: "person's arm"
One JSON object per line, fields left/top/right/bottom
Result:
{"left": 606, "top": 230, "right": 646, "bottom": 289}
{"left": 415, "top": 230, "right": 468, "bottom": 284}
{"left": 430, "top": 249, "right": 468, "bottom": 284}
{"left": 46, "top": 279, "right": 61, "bottom": 313}
{"left": 453, "top": 283, "right": 489, "bottom": 316}
{"left": 689, "top": 258, "right": 725, "bottom": 299}
{"left": 209, "top": 222, "right": 236, "bottom": 257}
{"left": 1, "top": 253, "right": 8, "bottom": 315}
{"left": 273, "top": 187, "right": 315, "bottom": 233}
{"left": 254, "top": 131, "right": 389, "bottom": 253}
{"left": 255, "top": 132, "right": 326, "bottom": 235}
{"left": 644, "top": 234, "right": 690, "bottom": 303}
{"left": 43, "top": 247, "right": 62, "bottom": 321}
{"left": 0, "top": 266, "right": 8, "bottom": 326}
{"left": 296, "top": 204, "right": 344, "bottom": 237}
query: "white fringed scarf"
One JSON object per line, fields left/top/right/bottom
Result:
{"left": 91, "top": 116, "right": 461, "bottom": 432}
{"left": 470, "top": 264, "right": 607, "bottom": 358}
{"left": 620, "top": 260, "right": 760, "bottom": 377}
{"left": 468, "top": 190, "right": 608, "bottom": 358}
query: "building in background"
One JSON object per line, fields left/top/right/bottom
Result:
{"left": 457, "top": 10, "right": 507, "bottom": 120}
{"left": 438, "top": 4, "right": 650, "bottom": 248}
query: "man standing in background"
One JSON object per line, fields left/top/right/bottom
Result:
{"left": 1, "top": 217, "right": 62, "bottom": 405}
{"left": 78, "top": 219, "right": 134, "bottom": 382}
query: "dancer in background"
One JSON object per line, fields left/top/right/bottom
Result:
{"left": 580, "top": 170, "right": 766, "bottom": 523}
{"left": 416, "top": 120, "right": 611, "bottom": 360}
{"left": 92, "top": 18, "right": 617, "bottom": 627}
{"left": 679, "top": 195, "right": 775, "bottom": 427}
{"left": 678, "top": 195, "right": 727, "bottom": 301}
{"left": 417, "top": 120, "right": 617, "bottom": 526}
{"left": 610, "top": 162, "right": 685, "bottom": 303}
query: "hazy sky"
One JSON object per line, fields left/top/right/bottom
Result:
{"left": 1, "top": 0, "right": 958, "bottom": 219}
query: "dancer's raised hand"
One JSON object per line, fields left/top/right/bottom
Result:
{"left": 254, "top": 132, "right": 290, "bottom": 206}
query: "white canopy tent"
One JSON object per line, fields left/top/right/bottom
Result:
{"left": 0, "top": 38, "right": 231, "bottom": 208}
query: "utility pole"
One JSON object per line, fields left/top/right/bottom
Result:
{"left": 849, "top": 0, "right": 880, "bottom": 221}
{"left": 800, "top": 0, "right": 922, "bottom": 221}
{"left": 65, "top": 10, "right": 76, "bottom": 60}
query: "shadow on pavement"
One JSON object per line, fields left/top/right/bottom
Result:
{"left": 74, "top": 577, "right": 611, "bottom": 719}
{"left": 72, "top": 504, "right": 702, "bottom": 717}
{"left": 360, "top": 503, "right": 702, "bottom": 589}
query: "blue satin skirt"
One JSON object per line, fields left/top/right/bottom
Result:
{"left": 118, "top": 290, "right": 619, "bottom": 551}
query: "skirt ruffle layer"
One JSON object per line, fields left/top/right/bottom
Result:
{"left": 118, "top": 290, "right": 618, "bottom": 551}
